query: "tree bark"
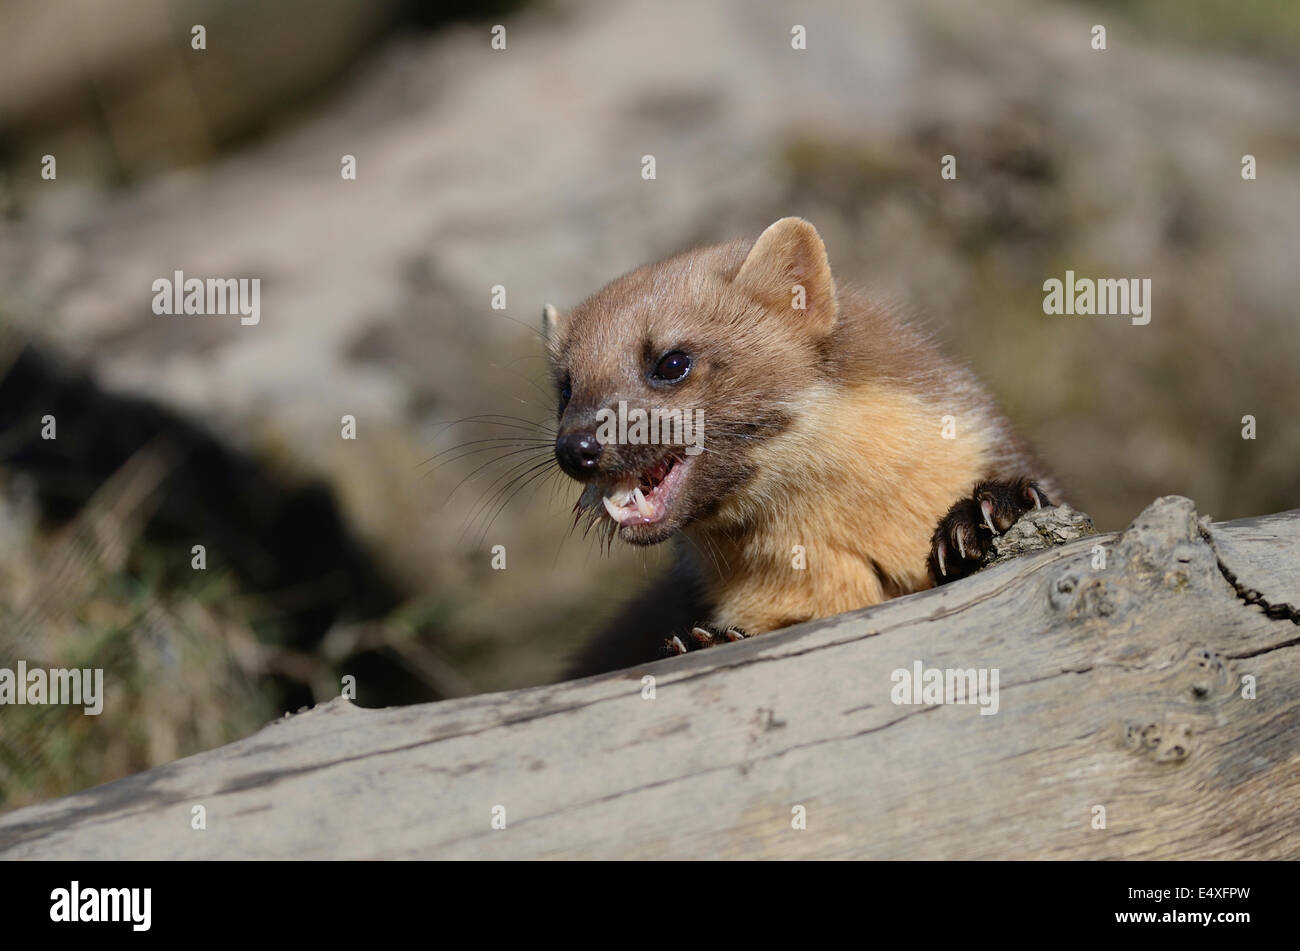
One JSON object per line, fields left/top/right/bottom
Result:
{"left": 2, "top": 496, "right": 1297, "bottom": 859}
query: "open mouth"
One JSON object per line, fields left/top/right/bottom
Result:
{"left": 597, "top": 453, "right": 692, "bottom": 527}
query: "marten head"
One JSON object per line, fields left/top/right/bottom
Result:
{"left": 545, "top": 217, "right": 838, "bottom": 545}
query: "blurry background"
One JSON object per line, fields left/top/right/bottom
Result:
{"left": 0, "top": 0, "right": 1297, "bottom": 810}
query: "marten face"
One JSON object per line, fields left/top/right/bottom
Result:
{"left": 545, "top": 219, "right": 839, "bottom": 546}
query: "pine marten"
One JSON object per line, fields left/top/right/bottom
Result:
{"left": 545, "top": 218, "right": 1057, "bottom": 672}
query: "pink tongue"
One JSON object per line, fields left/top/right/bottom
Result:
{"left": 646, "top": 462, "right": 675, "bottom": 499}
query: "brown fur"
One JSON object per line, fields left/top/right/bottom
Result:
{"left": 548, "top": 218, "right": 1053, "bottom": 661}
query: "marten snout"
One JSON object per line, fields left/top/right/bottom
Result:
{"left": 555, "top": 430, "right": 603, "bottom": 479}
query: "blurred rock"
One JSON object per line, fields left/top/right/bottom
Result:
{"left": 0, "top": 0, "right": 403, "bottom": 184}
{"left": 0, "top": 0, "right": 1297, "bottom": 692}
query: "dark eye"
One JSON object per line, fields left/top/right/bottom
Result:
{"left": 559, "top": 375, "right": 572, "bottom": 403}
{"left": 651, "top": 351, "right": 692, "bottom": 383}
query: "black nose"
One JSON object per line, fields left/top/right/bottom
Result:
{"left": 556, "top": 431, "right": 603, "bottom": 477}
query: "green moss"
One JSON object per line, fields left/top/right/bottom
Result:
{"left": 1076, "top": 0, "right": 1300, "bottom": 58}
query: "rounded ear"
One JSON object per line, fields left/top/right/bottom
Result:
{"left": 733, "top": 218, "right": 837, "bottom": 332}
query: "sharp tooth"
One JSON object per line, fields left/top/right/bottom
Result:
{"left": 602, "top": 496, "right": 625, "bottom": 522}
{"left": 632, "top": 487, "right": 654, "bottom": 517}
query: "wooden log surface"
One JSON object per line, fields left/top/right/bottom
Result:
{"left": 1, "top": 496, "right": 1297, "bottom": 859}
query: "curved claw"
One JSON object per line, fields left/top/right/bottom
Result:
{"left": 980, "top": 498, "right": 997, "bottom": 533}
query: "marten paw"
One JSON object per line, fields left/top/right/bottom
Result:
{"left": 928, "top": 478, "right": 1052, "bottom": 585}
{"left": 661, "top": 625, "right": 748, "bottom": 656}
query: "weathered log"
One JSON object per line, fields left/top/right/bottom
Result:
{"left": 2, "top": 496, "right": 1297, "bottom": 859}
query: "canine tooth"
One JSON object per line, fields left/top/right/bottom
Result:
{"left": 632, "top": 487, "right": 654, "bottom": 517}
{"left": 602, "top": 496, "right": 625, "bottom": 522}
